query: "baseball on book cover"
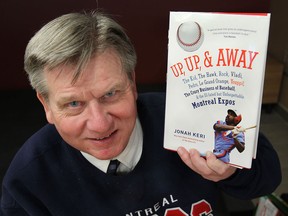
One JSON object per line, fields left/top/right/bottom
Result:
{"left": 164, "top": 12, "right": 270, "bottom": 168}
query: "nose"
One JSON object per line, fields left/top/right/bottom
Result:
{"left": 85, "top": 101, "right": 112, "bottom": 133}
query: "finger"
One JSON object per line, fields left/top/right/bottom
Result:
{"left": 178, "top": 148, "right": 236, "bottom": 182}
{"left": 177, "top": 147, "right": 193, "bottom": 169}
{"left": 177, "top": 148, "right": 207, "bottom": 172}
{"left": 206, "top": 151, "right": 226, "bottom": 173}
{"left": 188, "top": 149, "right": 217, "bottom": 177}
{"left": 206, "top": 152, "right": 237, "bottom": 179}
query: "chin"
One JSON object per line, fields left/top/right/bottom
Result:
{"left": 90, "top": 146, "right": 125, "bottom": 160}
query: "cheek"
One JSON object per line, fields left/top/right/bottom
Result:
{"left": 54, "top": 117, "right": 84, "bottom": 142}
{"left": 117, "top": 99, "right": 137, "bottom": 123}
{"left": 112, "top": 98, "right": 137, "bottom": 139}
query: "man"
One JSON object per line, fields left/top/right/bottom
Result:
{"left": 213, "top": 109, "right": 245, "bottom": 163}
{"left": 0, "top": 11, "right": 281, "bottom": 215}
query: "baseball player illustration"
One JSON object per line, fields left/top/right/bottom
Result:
{"left": 213, "top": 109, "right": 246, "bottom": 163}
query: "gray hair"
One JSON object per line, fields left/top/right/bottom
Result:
{"left": 24, "top": 11, "right": 137, "bottom": 99}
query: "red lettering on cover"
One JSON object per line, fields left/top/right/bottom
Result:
{"left": 184, "top": 55, "right": 200, "bottom": 72}
{"left": 247, "top": 50, "right": 259, "bottom": 69}
{"left": 217, "top": 48, "right": 239, "bottom": 67}
{"left": 170, "top": 62, "right": 185, "bottom": 77}
{"left": 216, "top": 48, "right": 259, "bottom": 70}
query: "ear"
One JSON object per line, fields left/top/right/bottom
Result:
{"left": 37, "top": 92, "right": 54, "bottom": 124}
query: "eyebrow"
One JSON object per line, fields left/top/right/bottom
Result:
{"left": 55, "top": 78, "right": 132, "bottom": 107}
{"left": 56, "top": 94, "right": 80, "bottom": 107}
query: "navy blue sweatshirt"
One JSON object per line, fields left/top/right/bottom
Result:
{"left": 0, "top": 93, "right": 281, "bottom": 216}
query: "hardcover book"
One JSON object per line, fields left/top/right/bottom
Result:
{"left": 164, "top": 12, "right": 271, "bottom": 168}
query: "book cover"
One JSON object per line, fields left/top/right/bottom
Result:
{"left": 164, "top": 12, "right": 270, "bottom": 168}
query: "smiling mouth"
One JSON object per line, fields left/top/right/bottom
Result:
{"left": 92, "top": 131, "right": 116, "bottom": 141}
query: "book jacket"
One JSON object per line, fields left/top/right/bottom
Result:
{"left": 164, "top": 12, "right": 271, "bottom": 168}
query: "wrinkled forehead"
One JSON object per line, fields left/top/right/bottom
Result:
{"left": 45, "top": 49, "right": 126, "bottom": 84}
{"left": 45, "top": 50, "right": 132, "bottom": 95}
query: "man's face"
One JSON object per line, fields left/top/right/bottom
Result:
{"left": 38, "top": 49, "right": 138, "bottom": 160}
{"left": 225, "top": 112, "right": 235, "bottom": 126}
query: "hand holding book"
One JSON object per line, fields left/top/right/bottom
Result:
{"left": 177, "top": 147, "right": 237, "bottom": 182}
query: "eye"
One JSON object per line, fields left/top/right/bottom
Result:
{"left": 104, "top": 90, "right": 116, "bottom": 98}
{"left": 99, "top": 90, "right": 120, "bottom": 103}
{"left": 68, "top": 101, "right": 81, "bottom": 108}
